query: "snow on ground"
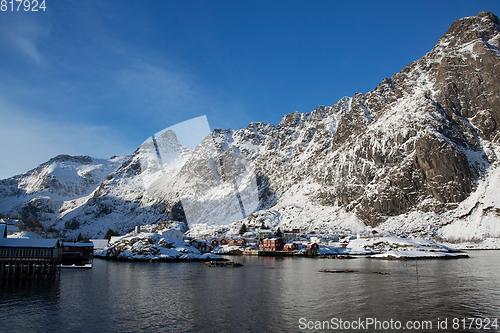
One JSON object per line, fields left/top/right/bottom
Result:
{"left": 441, "top": 237, "right": 500, "bottom": 250}
{"left": 369, "top": 250, "right": 467, "bottom": 259}
{"left": 7, "top": 231, "right": 45, "bottom": 239}
{"left": 331, "top": 235, "right": 466, "bottom": 259}
{"left": 96, "top": 231, "right": 221, "bottom": 261}
{"left": 234, "top": 183, "right": 367, "bottom": 235}
{"left": 376, "top": 147, "right": 500, "bottom": 245}
{"left": 438, "top": 152, "right": 500, "bottom": 242}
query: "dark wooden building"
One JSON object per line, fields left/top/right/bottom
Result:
{"left": 0, "top": 224, "right": 62, "bottom": 278}
{"left": 62, "top": 242, "right": 94, "bottom": 266}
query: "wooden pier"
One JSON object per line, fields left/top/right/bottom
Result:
{"left": 0, "top": 258, "right": 61, "bottom": 280}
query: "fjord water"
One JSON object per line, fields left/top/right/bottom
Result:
{"left": 1, "top": 251, "right": 499, "bottom": 332}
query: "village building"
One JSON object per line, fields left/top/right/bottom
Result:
{"left": 340, "top": 239, "right": 349, "bottom": 247}
{"left": 161, "top": 229, "right": 184, "bottom": 240}
{"left": 259, "top": 238, "right": 285, "bottom": 252}
{"left": 0, "top": 218, "right": 20, "bottom": 236}
{"left": 228, "top": 238, "right": 247, "bottom": 247}
{"left": 307, "top": 243, "right": 319, "bottom": 250}
{"left": 0, "top": 224, "right": 62, "bottom": 278}
{"left": 189, "top": 240, "right": 210, "bottom": 253}
{"left": 210, "top": 239, "right": 220, "bottom": 247}
{"left": 257, "top": 229, "right": 273, "bottom": 240}
{"left": 235, "top": 238, "right": 247, "bottom": 246}
{"left": 242, "top": 231, "right": 256, "bottom": 239}
{"left": 284, "top": 243, "right": 299, "bottom": 251}
{"left": 219, "top": 238, "right": 229, "bottom": 245}
{"left": 283, "top": 232, "right": 296, "bottom": 241}
{"left": 62, "top": 242, "right": 93, "bottom": 266}
{"left": 304, "top": 242, "right": 320, "bottom": 256}
{"left": 90, "top": 239, "right": 109, "bottom": 250}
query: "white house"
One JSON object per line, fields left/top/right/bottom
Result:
{"left": 257, "top": 229, "right": 274, "bottom": 240}
{"left": 90, "top": 239, "right": 109, "bottom": 250}
{"left": 161, "top": 229, "right": 184, "bottom": 240}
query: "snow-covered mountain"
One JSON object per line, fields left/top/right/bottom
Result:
{"left": 0, "top": 155, "right": 125, "bottom": 225}
{"left": 1, "top": 12, "right": 499, "bottom": 241}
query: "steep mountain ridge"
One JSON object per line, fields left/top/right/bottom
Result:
{"left": 0, "top": 155, "right": 125, "bottom": 224}
{"left": 1, "top": 12, "right": 499, "bottom": 240}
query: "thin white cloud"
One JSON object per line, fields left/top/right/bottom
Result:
{"left": 0, "top": 96, "right": 132, "bottom": 179}
{"left": 0, "top": 5, "right": 253, "bottom": 179}
{"left": 116, "top": 61, "right": 198, "bottom": 116}
{"left": 114, "top": 60, "right": 253, "bottom": 133}
{"left": 0, "top": 16, "right": 49, "bottom": 65}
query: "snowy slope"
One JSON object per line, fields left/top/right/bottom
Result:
{"left": 0, "top": 155, "right": 125, "bottom": 223}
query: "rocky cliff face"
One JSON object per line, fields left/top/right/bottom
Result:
{"left": 1, "top": 12, "right": 499, "bottom": 239}
{"left": 242, "top": 11, "right": 500, "bottom": 228}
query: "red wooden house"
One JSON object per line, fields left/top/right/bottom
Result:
{"left": 259, "top": 238, "right": 285, "bottom": 251}
{"left": 284, "top": 243, "right": 299, "bottom": 251}
{"left": 307, "top": 243, "right": 319, "bottom": 250}
{"left": 189, "top": 240, "right": 211, "bottom": 253}
{"left": 235, "top": 238, "right": 247, "bottom": 246}
{"left": 219, "top": 238, "right": 228, "bottom": 245}
{"left": 228, "top": 238, "right": 247, "bottom": 246}
{"left": 210, "top": 239, "right": 220, "bottom": 247}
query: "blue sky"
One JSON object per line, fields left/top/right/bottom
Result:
{"left": 1, "top": 1, "right": 499, "bottom": 179}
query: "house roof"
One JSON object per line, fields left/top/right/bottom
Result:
{"left": 0, "top": 237, "right": 60, "bottom": 248}
{"left": 63, "top": 242, "right": 94, "bottom": 247}
{"left": 90, "top": 239, "right": 109, "bottom": 250}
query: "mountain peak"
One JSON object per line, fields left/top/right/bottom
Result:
{"left": 477, "top": 11, "right": 500, "bottom": 25}
{"left": 439, "top": 11, "right": 500, "bottom": 47}
{"left": 44, "top": 155, "right": 93, "bottom": 166}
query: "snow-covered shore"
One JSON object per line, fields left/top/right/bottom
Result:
{"left": 95, "top": 232, "right": 222, "bottom": 261}
{"left": 319, "top": 235, "right": 469, "bottom": 259}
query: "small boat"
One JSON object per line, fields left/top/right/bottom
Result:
{"left": 204, "top": 261, "right": 243, "bottom": 267}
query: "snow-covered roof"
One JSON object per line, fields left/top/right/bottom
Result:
{"left": 0, "top": 238, "right": 60, "bottom": 248}
{"left": 109, "top": 236, "right": 125, "bottom": 244}
{"left": 63, "top": 242, "right": 94, "bottom": 247}
{"left": 263, "top": 237, "right": 283, "bottom": 241}
{"left": 90, "top": 239, "right": 109, "bottom": 250}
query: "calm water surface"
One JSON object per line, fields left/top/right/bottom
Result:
{"left": 1, "top": 251, "right": 500, "bottom": 332}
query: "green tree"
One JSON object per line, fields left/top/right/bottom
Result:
{"left": 260, "top": 221, "right": 269, "bottom": 229}
{"left": 239, "top": 223, "right": 247, "bottom": 236}
{"left": 104, "top": 229, "right": 118, "bottom": 240}
{"left": 275, "top": 227, "right": 282, "bottom": 238}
